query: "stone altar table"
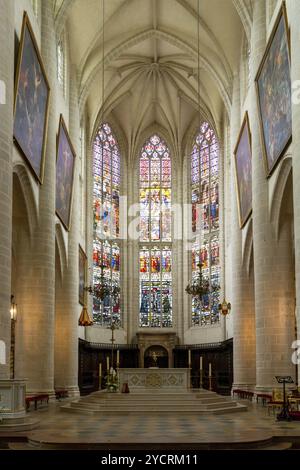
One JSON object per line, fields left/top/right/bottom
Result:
{"left": 118, "top": 368, "right": 190, "bottom": 392}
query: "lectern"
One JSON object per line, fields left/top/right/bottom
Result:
{"left": 275, "top": 376, "right": 294, "bottom": 421}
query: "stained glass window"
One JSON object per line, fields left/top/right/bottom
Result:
{"left": 191, "top": 122, "right": 220, "bottom": 326}
{"left": 93, "top": 123, "right": 121, "bottom": 326}
{"left": 139, "top": 135, "right": 172, "bottom": 327}
{"left": 57, "top": 38, "right": 65, "bottom": 91}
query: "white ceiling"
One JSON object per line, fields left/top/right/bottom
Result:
{"left": 56, "top": 0, "right": 249, "bottom": 157}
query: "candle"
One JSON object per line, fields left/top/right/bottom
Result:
{"left": 106, "top": 356, "right": 109, "bottom": 371}
{"left": 117, "top": 350, "right": 120, "bottom": 366}
{"left": 188, "top": 349, "right": 191, "bottom": 366}
{"left": 200, "top": 356, "right": 203, "bottom": 371}
{"left": 99, "top": 363, "right": 102, "bottom": 377}
{"left": 209, "top": 363, "right": 212, "bottom": 377}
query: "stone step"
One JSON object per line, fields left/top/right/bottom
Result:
{"left": 81, "top": 396, "right": 226, "bottom": 405}
{"left": 260, "top": 442, "right": 293, "bottom": 450}
{"left": 84, "top": 392, "right": 219, "bottom": 402}
{"left": 0, "top": 417, "right": 39, "bottom": 432}
{"left": 61, "top": 402, "right": 247, "bottom": 415}
{"left": 61, "top": 387, "right": 247, "bottom": 416}
{"left": 68, "top": 400, "right": 238, "bottom": 412}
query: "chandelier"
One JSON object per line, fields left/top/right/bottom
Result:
{"left": 185, "top": 263, "right": 210, "bottom": 300}
{"left": 85, "top": 265, "right": 120, "bottom": 302}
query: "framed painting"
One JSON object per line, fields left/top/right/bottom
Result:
{"left": 14, "top": 12, "right": 50, "bottom": 183}
{"left": 79, "top": 245, "right": 87, "bottom": 306}
{"left": 255, "top": 2, "right": 292, "bottom": 177}
{"left": 55, "top": 115, "right": 76, "bottom": 230}
{"left": 234, "top": 112, "right": 252, "bottom": 228}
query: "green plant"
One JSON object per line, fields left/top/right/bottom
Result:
{"left": 105, "top": 369, "right": 119, "bottom": 392}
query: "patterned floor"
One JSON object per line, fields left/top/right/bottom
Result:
{"left": 8, "top": 398, "right": 300, "bottom": 447}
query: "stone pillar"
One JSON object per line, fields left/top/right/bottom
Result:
{"left": 15, "top": 0, "right": 56, "bottom": 396}
{"left": 291, "top": 0, "right": 300, "bottom": 385}
{"left": 0, "top": 0, "right": 14, "bottom": 379}
{"left": 250, "top": 0, "right": 295, "bottom": 390}
{"left": 85, "top": 113, "right": 93, "bottom": 329}
{"left": 231, "top": 72, "right": 256, "bottom": 390}
{"left": 54, "top": 65, "right": 80, "bottom": 397}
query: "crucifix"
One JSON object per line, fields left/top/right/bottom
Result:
{"left": 109, "top": 322, "right": 117, "bottom": 369}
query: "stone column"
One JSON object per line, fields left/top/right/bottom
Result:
{"left": 85, "top": 113, "right": 94, "bottom": 328}
{"left": 231, "top": 72, "right": 256, "bottom": 390}
{"left": 250, "top": 0, "right": 295, "bottom": 390}
{"left": 0, "top": 0, "right": 14, "bottom": 379}
{"left": 291, "top": 0, "right": 300, "bottom": 385}
{"left": 15, "top": 0, "right": 57, "bottom": 396}
{"left": 54, "top": 65, "right": 80, "bottom": 397}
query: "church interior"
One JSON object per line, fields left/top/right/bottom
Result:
{"left": 1, "top": 0, "right": 300, "bottom": 452}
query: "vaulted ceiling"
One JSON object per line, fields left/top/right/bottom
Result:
{"left": 55, "top": 0, "right": 251, "bottom": 156}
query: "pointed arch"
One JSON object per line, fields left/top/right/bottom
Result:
{"left": 92, "top": 122, "right": 122, "bottom": 326}
{"left": 242, "top": 218, "right": 253, "bottom": 277}
{"left": 55, "top": 222, "right": 68, "bottom": 279}
{"left": 139, "top": 133, "right": 173, "bottom": 328}
{"left": 13, "top": 163, "right": 38, "bottom": 240}
{"left": 79, "top": 29, "right": 231, "bottom": 116}
{"left": 189, "top": 121, "right": 221, "bottom": 326}
{"left": 232, "top": 0, "right": 252, "bottom": 42}
{"left": 134, "top": 124, "right": 177, "bottom": 168}
{"left": 270, "top": 156, "right": 293, "bottom": 241}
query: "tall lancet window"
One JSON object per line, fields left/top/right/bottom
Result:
{"left": 139, "top": 135, "right": 172, "bottom": 328}
{"left": 191, "top": 122, "right": 220, "bottom": 326}
{"left": 93, "top": 123, "right": 121, "bottom": 326}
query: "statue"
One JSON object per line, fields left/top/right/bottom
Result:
{"left": 151, "top": 351, "right": 158, "bottom": 368}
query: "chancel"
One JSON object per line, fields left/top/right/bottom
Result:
{"left": 1, "top": 0, "right": 300, "bottom": 452}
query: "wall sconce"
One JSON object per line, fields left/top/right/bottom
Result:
{"left": 218, "top": 298, "right": 231, "bottom": 316}
{"left": 10, "top": 295, "right": 17, "bottom": 379}
{"left": 10, "top": 295, "right": 17, "bottom": 322}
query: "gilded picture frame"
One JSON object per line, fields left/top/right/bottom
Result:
{"left": 255, "top": 1, "right": 292, "bottom": 177}
{"left": 13, "top": 12, "right": 50, "bottom": 184}
{"left": 79, "top": 245, "right": 87, "bottom": 306}
{"left": 234, "top": 112, "right": 252, "bottom": 229}
{"left": 55, "top": 115, "right": 76, "bottom": 231}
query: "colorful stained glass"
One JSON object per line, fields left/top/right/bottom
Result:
{"left": 139, "top": 243, "right": 173, "bottom": 328}
{"left": 139, "top": 135, "right": 171, "bottom": 243}
{"left": 93, "top": 123, "right": 121, "bottom": 326}
{"left": 139, "top": 135, "right": 172, "bottom": 327}
{"left": 191, "top": 123, "right": 221, "bottom": 326}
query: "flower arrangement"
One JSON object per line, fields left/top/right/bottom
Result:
{"left": 105, "top": 367, "right": 119, "bottom": 392}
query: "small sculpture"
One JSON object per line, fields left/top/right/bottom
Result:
{"left": 151, "top": 351, "right": 158, "bottom": 367}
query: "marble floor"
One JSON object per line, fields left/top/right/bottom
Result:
{"left": 2, "top": 398, "right": 300, "bottom": 449}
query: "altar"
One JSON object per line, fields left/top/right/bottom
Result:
{"left": 118, "top": 368, "right": 190, "bottom": 392}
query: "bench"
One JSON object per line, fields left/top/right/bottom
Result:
{"left": 26, "top": 394, "right": 49, "bottom": 411}
{"left": 289, "top": 411, "right": 300, "bottom": 421}
{"left": 55, "top": 389, "right": 69, "bottom": 399}
{"left": 232, "top": 389, "right": 254, "bottom": 400}
{"left": 256, "top": 393, "right": 272, "bottom": 406}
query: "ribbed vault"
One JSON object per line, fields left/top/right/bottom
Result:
{"left": 55, "top": 0, "right": 244, "bottom": 147}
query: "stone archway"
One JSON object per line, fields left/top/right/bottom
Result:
{"left": 144, "top": 345, "right": 169, "bottom": 369}
{"left": 136, "top": 332, "right": 178, "bottom": 368}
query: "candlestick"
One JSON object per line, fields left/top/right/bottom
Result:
{"left": 200, "top": 356, "right": 203, "bottom": 371}
{"left": 188, "top": 349, "right": 191, "bottom": 367}
{"left": 117, "top": 350, "right": 120, "bottom": 367}
{"left": 99, "top": 363, "right": 102, "bottom": 390}
{"left": 106, "top": 356, "right": 109, "bottom": 371}
{"left": 209, "top": 362, "right": 212, "bottom": 376}
{"left": 200, "top": 369, "right": 203, "bottom": 389}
